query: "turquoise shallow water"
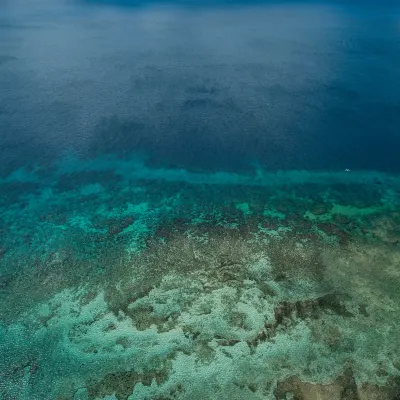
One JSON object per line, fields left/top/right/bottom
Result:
{"left": 1, "top": 156, "right": 400, "bottom": 399}
{"left": 1, "top": 0, "right": 400, "bottom": 399}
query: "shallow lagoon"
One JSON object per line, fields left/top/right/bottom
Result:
{"left": 1, "top": 1, "right": 400, "bottom": 399}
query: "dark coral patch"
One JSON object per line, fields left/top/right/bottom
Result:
{"left": 107, "top": 216, "right": 134, "bottom": 236}
{"left": 273, "top": 293, "right": 353, "bottom": 326}
{"left": 310, "top": 202, "right": 333, "bottom": 216}
{"left": 274, "top": 369, "right": 400, "bottom": 400}
{"left": 87, "top": 370, "right": 168, "bottom": 400}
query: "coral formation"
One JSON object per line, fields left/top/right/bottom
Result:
{"left": 1, "top": 159, "right": 400, "bottom": 399}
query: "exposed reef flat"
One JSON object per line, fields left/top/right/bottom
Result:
{"left": 1, "top": 157, "right": 400, "bottom": 399}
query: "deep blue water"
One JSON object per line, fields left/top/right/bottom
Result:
{"left": 1, "top": 0, "right": 400, "bottom": 176}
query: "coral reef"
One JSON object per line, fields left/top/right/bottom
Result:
{"left": 1, "top": 159, "right": 400, "bottom": 399}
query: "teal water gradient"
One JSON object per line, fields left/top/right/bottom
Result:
{"left": 1, "top": 1, "right": 400, "bottom": 399}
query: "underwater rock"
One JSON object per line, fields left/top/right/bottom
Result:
{"left": 275, "top": 371, "right": 400, "bottom": 400}
{"left": 310, "top": 202, "right": 332, "bottom": 216}
{"left": 3, "top": 357, "right": 39, "bottom": 381}
{"left": 275, "top": 369, "right": 358, "bottom": 399}
{"left": 317, "top": 293, "right": 353, "bottom": 317}
{"left": 317, "top": 223, "right": 350, "bottom": 245}
{"left": 126, "top": 303, "right": 168, "bottom": 331}
{"left": 107, "top": 216, "right": 134, "bottom": 236}
{"left": 292, "top": 218, "right": 313, "bottom": 233}
{"left": 335, "top": 229, "right": 351, "bottom": 245}
{"left": 333, "top": 215, "right": 352, "bottom": 226}
{"left": 317, "top": 223, "right": 339, "bottom": 236}
{"left": 357, "top": 383, "right": 396, "bottom": 400}
{"left": 273, "top": 293, "right": 353, "bottom": 325}
{"left": 239, "top": 293, "right": 354, "bottom": 349}
{"left": 154, "top": 224, "right": 175, "bottom": 241}
{"left": 274, "top": 300, "right": 317, "bottom": 325}
{"left": 87, "top": 370, "right": 168, "bottom": 400}
{"left": 261, "top": 217, "right": 279, "bottom": 230}
{"left": 171, "top": 217, "right": 191, "bottom": 232}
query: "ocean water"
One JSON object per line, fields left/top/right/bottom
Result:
{"left": 1, "top": 1, "right": 400, "bottom": 399}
